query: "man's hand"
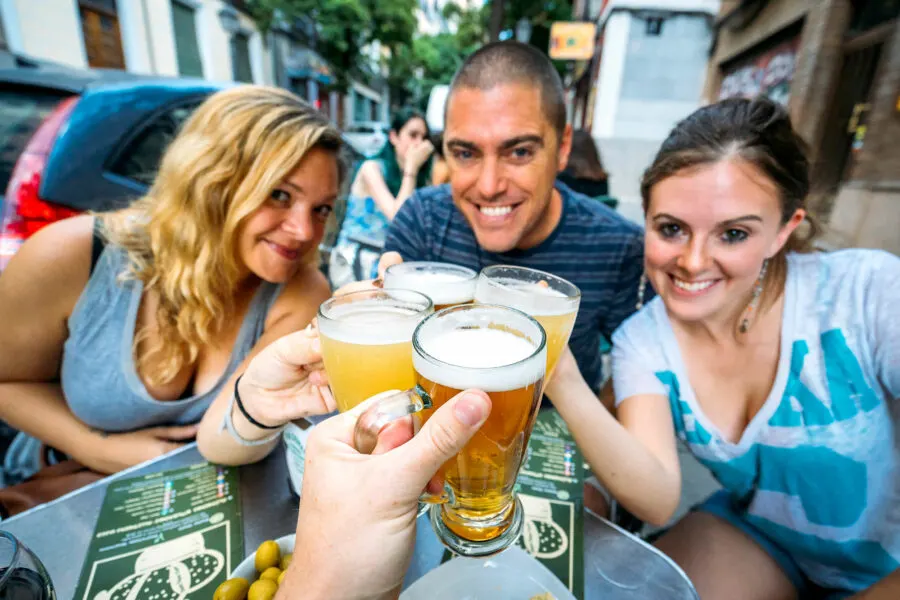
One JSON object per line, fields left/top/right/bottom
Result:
{"left": 377, "top": 252, "right": 404, "bottom": 279}
{"left": 278, "top": 389, "right": 491, "bottom": 599}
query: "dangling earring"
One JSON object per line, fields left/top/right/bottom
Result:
{"left": 739, "top": 258, "right": 769, "bottom": 334}
{"left": 636, "top": 272, "right": 648, "bottom": 311}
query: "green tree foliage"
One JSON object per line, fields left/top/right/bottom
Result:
{"left": 246, "top": 0, "right": 417, "bottom": 91}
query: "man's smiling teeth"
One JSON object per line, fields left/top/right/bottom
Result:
{"left": 479, "top": 205, "right": 513, "bottom": 217}
{"left": 673, "top": 278, "right": 716, "bottom": 292}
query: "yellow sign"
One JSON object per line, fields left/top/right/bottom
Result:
{"left": 549, "top": 22, "right": 597, "bottom": 60}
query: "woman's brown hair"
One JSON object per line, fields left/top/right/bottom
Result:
{"left": 565, "top": 129, "right": 607, "bottom": 181}
{"left": 640, "top": 97, "right": 818, "bottom": 301}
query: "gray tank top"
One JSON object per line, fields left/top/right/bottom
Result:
{"left": 60, "top": 246, "right": 283, "bottom": 432}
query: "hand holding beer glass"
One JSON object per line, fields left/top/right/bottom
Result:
{"left": 317, "top": 289, "right": 433, "bottom": 413}
{"left": 382, "top": 262, "right": 477, "bottom": 310}
{"left": 354, "top": 304, "right": 547, "bottom": 557}
{"left": 474, "top": 266, "right": 580, "bottom": 380}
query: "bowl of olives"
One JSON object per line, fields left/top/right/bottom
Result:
{"left": 214, "top": 535, "right": 295, "bottom": 600}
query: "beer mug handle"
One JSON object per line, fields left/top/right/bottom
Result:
{"left": 353, "top": 384, "right": 432, "bottom": 455}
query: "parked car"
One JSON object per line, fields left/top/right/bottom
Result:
{"left": 0, "top": 67, "right": 225, "bottom": 271}
{"left": 0, "top": 66, "right": 363, "bottom": 277}
{"left": 342, "top": 120, "right": 388, "bottom": 157}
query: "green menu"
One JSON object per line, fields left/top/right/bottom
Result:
{"left": 515, "top": 409, "right": 585, "bottom": 599}
{"left": 73, "top": 462, "right": 243, "bottom": 600}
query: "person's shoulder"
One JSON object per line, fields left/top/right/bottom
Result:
{"left": 790, "top": 248, "right": 899, "bottom": 285}
{"left": 611, "top": 298, "right": 665, "bottom": 352}
{"left": 560, "top": 183, "right": 643, "bottom": 238}
{"left": 266, "top": 263, "right": 331, "bottom": 326}
{"left": 4, "top": 215, "right": 94, "bottom": 282}
{"left": 414, "top": 183, "right": 454, "bottom": 207}
{"left": 0, "top": 215, "right": 94, "bottom": 316}
{"left": 397, "top": 184, "right": 454, "bottom": 227}
{"left": 788, "top": 249, "right": 900, "bottom": 323}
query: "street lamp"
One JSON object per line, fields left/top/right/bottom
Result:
{"left": 218, "top": 7, "right": 242, "bottom": 36}
{"left": 515, "top": 18, "right": 532, "bottom": 43}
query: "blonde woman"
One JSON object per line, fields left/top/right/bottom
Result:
{"left": 0, "top": 86, "right": 341, "bottom": 491}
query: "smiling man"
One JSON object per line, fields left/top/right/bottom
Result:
{"left": 381, "top": 41, "right": 646, "bottom": 390}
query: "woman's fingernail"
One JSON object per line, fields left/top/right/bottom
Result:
{"left": 311, "top": 338, "right": 321, "bottom": 353}
{"left": 454, "top": 393, "right": 488, "bottom": 427}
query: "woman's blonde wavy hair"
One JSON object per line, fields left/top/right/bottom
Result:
{"left": 100, "top": 85, "right": 344, "bottom": 387}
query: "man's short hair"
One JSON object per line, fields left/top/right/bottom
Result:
{"left": 447, "top": 41, "right": 566, "bottom": 139}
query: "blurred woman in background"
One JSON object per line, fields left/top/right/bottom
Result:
{"left": 333, "top": 109, "right": 434, "bottom": 282}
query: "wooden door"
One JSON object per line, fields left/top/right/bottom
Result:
{"left": 79, "top": 2, "right": 126, "bottom": 70}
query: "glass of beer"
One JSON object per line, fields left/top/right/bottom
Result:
{"left": 353, "top": 304, "right": 547, "bottom": 557}
{"left": 382, "top": 262, "right": 478, "bottom": 310}
{"left": 317, "top": 289, "right": 433, "bottom": 413}
{"left": 474, "top": 266, "right": 580, "bottom": 380}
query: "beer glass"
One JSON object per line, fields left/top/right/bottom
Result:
{"left": 474, "top": 266, "right": 580, "bottom": 380}
{"left": 0, "top": 531, "right": 55, "bottom": 600}
{"left": 382, "top": 262, "right": 477, "bottom": 310}
{"left": 317, "top": 289, "right": 433, "bottom": 413}
{"left": 354, "top": 304, "right": 547, "bottom": 557}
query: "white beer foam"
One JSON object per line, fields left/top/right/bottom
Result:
{"left": 415, "top": 327, "right": 546, "bottom": 392}
{"left": 319, "top": 303, "right": 426, "bottom": 345}
{"left": 384, "top": 263, "right": 477, "bottom": 305}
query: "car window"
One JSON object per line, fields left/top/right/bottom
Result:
{"left": 0, "top": 88, "right": 72, "bottom": 193}
{"left": 110, "top": 101, "right": 202, "bottom": 186}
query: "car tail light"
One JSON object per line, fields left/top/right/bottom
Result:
{"left": 0, "top": 96, "right": 81, "bottom": 270}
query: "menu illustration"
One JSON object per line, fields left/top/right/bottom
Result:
{"left": 516, "top": 409, "right": 585, "bottom": 598}
{"left": 73, "top": 463, "right": 243, "bottom": 600}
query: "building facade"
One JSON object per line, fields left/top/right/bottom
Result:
{"left": 0, "top": 0, "right": 273, "bottom": 84}
{"left": 705, "top": 0, "right": 900, "bottom": 254}
{"left": 0, "top": 0, "right": 390, "bottom": 129}
{"left": 572, "top": 0, "right": 719, "bottom": 222}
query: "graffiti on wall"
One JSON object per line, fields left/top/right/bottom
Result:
{"left": 719, "top": 37, "right": 800, "bottom": 106}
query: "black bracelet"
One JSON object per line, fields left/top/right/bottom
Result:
{"left": 233, "top": 375, "right": 281, "bottom": 430}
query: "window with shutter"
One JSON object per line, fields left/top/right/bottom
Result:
{"left": 172, "top": 1, "right": 204, "bottom": 77}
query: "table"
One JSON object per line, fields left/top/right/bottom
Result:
{"left": 2, "top": 443, "right": 698, "bottom": 600}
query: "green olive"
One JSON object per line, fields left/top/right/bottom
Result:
{"left": 254, "top": 540, "right": 281, "bottom": 573}
{"left": 277, "top": 570, "right": 287, "bottom": 585}
{"left": 248, "top": 579, "right": 278, "bottom": 600}
{"left": 279, "top": 552, "right": 293, "bottom": 571}
{"left": 259, "top": 567, "right": 281, "bottom": 582}
{"left": 213, "top": 577, "right": 250, "bottom": 600}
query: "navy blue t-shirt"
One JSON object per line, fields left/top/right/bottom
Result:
{"left": 384, "top": 181, "right": 647, "bottom": 389}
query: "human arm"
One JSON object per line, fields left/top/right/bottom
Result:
{"left": 0, "top": 217, "right": 199, "bottom": 473}
{"left": 277, "top": 389, "right": 491, "bottom": 600}
{"left": 544, "top": 345, "right": 681, "bottom": 526}
{"left": 865, "top": 252, "right": 900, "bottom": 400}
{"left": 359, "top": 141, "right": 433, "bottom": 221}
{"left": 196, "top": 266, "right": 334, "bottom": 466}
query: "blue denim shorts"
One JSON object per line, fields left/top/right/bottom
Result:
{"left": 695, "top": 491, "right": 850, "bottom": 599}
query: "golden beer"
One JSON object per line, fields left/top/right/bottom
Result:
{"left": 318, "top": 290, "right": 432, "bottom": 412}
{"left": 383, "top": 262, "right": 477, "bottom": 310}
{"left": 474, "top": 266, "right": 580, "bottom": 379}
{"left": 413, "top": 306, "right": 547, "bottom": 543}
